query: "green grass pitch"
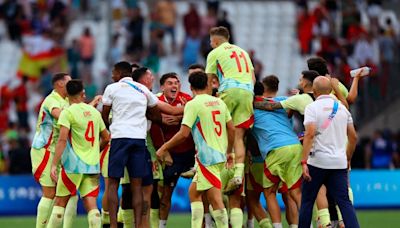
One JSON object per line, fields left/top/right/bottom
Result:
{"left": 0, "top": 210, "right": 399, "bottom": 227}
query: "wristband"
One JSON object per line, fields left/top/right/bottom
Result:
{"left": 301, "top": 159, "right": 307, "bottom": 165}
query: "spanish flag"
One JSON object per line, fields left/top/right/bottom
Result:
{"left": 17, "top": 47, "right": 68, "bottom": 79}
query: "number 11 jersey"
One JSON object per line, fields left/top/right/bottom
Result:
{"left": 206, "top": 42, "right": 254, "bottom": 93}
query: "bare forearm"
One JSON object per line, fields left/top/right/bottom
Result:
{"left": 253, "top": 101, "right": 282, "bottom": 111}
{"left": 53, "top": 140, "right": 66, "bottom": 167}
{"left": 302, "top": 135, "right": 314, "bottom": 161}
{"left": 346, "top": 140, "right": 357, "bottom": 161}
{"left": 227, "top": 129, "right": 235, "bottom": 154}
{"left": 333, "top": 86, "right": 349, "bottom": 109}
{"left": 347, "top": 77, "right": 359, "bottom": 104}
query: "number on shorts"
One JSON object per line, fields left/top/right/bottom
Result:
{"left": 85, "top": 121, "right": 95, "bottom": 146}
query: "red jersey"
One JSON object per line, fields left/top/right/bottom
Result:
{"left": 150, "top": 92, "right": 195, "bottom": 154}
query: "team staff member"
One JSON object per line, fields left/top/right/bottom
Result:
{"left": 299, "top": 77, "right": 359, "bottom": 228}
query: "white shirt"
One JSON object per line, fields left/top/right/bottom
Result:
{"left": 304, "top": 95, "right": 353, "bottom": 169}
{"left": 102, "top": 77, "right": 158, "bottom": 139}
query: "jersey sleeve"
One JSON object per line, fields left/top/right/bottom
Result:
{"left": 102, "top": 85, "right": 113, "bottom": 106}
{"left": 181, "top": 101, "right": 198, "bottom": 129}
{"left": 58, "top": 110, "right": 71, "bottom": 129}
{"left": 281, "top": 95, "right": 302, "bottom": 112}
{"left": 338, "top": 82, "right": 349, "bottom": 98}
{"left": 145, "top": 89, "right": 158, "bottom": 107}
{"left": 46, "top": 97, "right": 62, "bottom": 114}
{"left": 303, "top": 104, "right": 317, "bottom": 126}
{"left": 205, "top": 50, "right": 217, "bottom": 74}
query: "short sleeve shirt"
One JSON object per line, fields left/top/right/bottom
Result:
{"left": 206, "top": 42, "right": 254, "bottom": 93}
{"left": 58, "top": 103, "right": 106, "bottom": 166}
{"left": 303, "top": 95, "right": 353, "bottom": 169}
{"left": 102, "top": 77, "right": 158, "bottom": 139}
{"left": 182, "top": 94, "right": 232, "bottom": 166}
{"left": 280, "top": 93, "right": 314, "bottom": 115}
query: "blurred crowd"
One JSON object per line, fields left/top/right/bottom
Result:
{"left": 295, "top": 0, "right": 400, "bottom": 120}
{"left": 0, "top": 0, "right": 399, "bottom": 175}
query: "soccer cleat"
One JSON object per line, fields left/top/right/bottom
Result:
{"left": 223, "top": 176, "right": 242, "bottom": 194}
{"left": 181, "top": 167, "right": 196, "bottom": 178}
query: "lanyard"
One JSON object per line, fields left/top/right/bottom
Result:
{"left": 321, "top": 100, "right": 339, "bottom": 130}
{"left": 122, "top": 81, "right": 145, "bottom": 95}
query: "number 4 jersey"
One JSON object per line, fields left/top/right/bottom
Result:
{"left": 206, "top": 42, "right": 254, "bottom": 93}
{"left": 58, "top": 103, "right": 106, "bottom": 174}
{"left": 181, "top": 94, "right": 232, "bottom": 166}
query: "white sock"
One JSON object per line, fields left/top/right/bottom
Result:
{"left": 205, "top": 213, "right": 213, "bottom": 228}
{"left": 159, "top": 220, "right": 167, "bottom": 228}
{"left": 247, "top": 218, "right": 254, "bottom": 228}
{"left": 273, "top": 223, "right": 283, "bottom": 228}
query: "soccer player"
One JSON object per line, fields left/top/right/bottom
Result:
{"left": 156, "top": 71, "right": 235, "bottom": 228}
{"left": 206, "top": 26, "right": 255, "bottom": 227}
{"left": 251, "top": 76, "right": 303, "bottom": 228}
{"left": 30, "top": 73, "right": 79, "bottom": 228}
{"left": 101, "top": 62, "right": 183, "bottom": 228}
{"left": 48, "top": 79, "right": 110, "bottom": 228}
{"left": 149, "top": 72, "right": 195, "bottom": 228}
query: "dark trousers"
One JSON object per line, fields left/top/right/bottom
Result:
{"left": 299, "top": 165, "right": 360, "bottom": 228}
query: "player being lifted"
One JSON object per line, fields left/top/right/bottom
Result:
{"left": 157, "top": 71, "right": 235, "bottom": 228}
{"left": 48, "top": 79, "right": 110, "bottom": 228}
{"left": 205, "top": 26, "right": 255, "bottom": 227}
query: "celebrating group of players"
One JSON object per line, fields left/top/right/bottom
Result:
{"left": 31, "top": 26, "right": 364, "bottom": 228}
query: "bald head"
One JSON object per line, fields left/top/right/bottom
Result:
{"left": 313, "top": 76, "right": 332, "bottom": 97}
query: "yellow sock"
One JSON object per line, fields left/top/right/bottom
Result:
{"left": 349, "top": 187, "right": 354, "bottom": 204}
{"left": 150, "top": 209, "right": 159, "bottom": 228}
{"left": 36, "top": 197, "right": 53, "bottom": 228}
{"left": 121, "top": 209, "right": 134, "bottom": 228}
{"left": 88, "top": 209, "right": 101, "bottom": 228}
{"left": 117, "top": 207, "right": 123, "bottom": 223}
{"left": 48, "top": 206, "right": 65, "bottom": 228}
{"left": 259, "top": 218, "right": 273, "bottom": 228}
{"left": 230, "top": 208, "right": 243, "bottom": 228}
{"left": 101, "top": 208, "right": 110, "bottom": 225}
{"left": 191, "top": 201, "right": 204, "bottom": 228}
{"left": 318, "top": 208, "right": 330, "bottom": 227}
{"left": 212, "top": 208, "right": 228, "bottom": 228}
{"left": 63, "top": 195, "right": 78, "bottom": 228}
{"left": 234, "top": 163, "right": 245, "bottom": 178}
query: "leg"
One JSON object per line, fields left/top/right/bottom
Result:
{"left": 102, "top": 178, "right": 110, "bottom": 226}
{"left": 121, "top": 183, "right": 134, "bottom": 228}
{"left": 63, "top": 195, "right": 78, "bottom": 228}
{"left": 206, "top": 187, "right": 228, "bottom": 228}
{"left": 150, "top": 180, "right": 160, "bottom": 228}
{"left": 142, "top": 184, "right": 153, "bottom": 228}
{"left": 48, "top": 196, "right": 71, "bottom": 228}
{"left": 229, "top": 193, "right": 243, "bottom": 228}
{"left": 234, "top": 128, "right": 246, "bottom": 177}
{"left": 107, "top": 177, "right": 120, "bottom": 228}
{"left": 283, "top": 192, "right": 299, "bottom": 226}
{"left": 37, "top": 186, "right": 56, "bottom": 227}
{"left": 246, "top": 190, "right": 268, "bottom": 222}
{"left": 203, "top": 194, "right": 214, "bottom": 228}
{"left": 325, "top": 170, "right": 360, "bottom": 228}
{"left": 189, "top": 182, "right": 204, "bottom": 228}
{"left": 83, "top": 196, "right": 101, "bottom": 228}
{"left": 130, "top": 178, "right": 144, "bottom": 228}
{"left": 299, "top": 165, "right": 326, "bottom": 228}
{"left": 159, "top": 185, "right": 174, "bottom": 221}
{"left": 316, "top": 185, "right": 331, "bottom": 227}
{"left": 263, "top": 185, "right": 281, "bottom": 224}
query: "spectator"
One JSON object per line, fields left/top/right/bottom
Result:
{"left": 183, "top": 3, "right": 201, "bottom": 37}
{"left": 39, "top": 67, "right": 53, "bottom": 96}
{"left": 13, "top": 76, "right": 29, "bottom": 131}
{"left": 182, "top": 28, "right": 201, "bottom": 71}
{"left": 79, "top": 27, "right": 95, "bottom": 66}
{"left": 297, "top": 5, "right": 315, "bottom": 55}
{"left": 217, "top": 10, "right": 234, "bottom": 43}
{"left": 127, "top": 6, "right": 144, "bottom": 59}
{"left": 248, "top": 50, "right": 263, "bottom": 81}
{"left": 67, "top": 39, "right": 81, "bottom": 79}
{"left": 110, "top": 34, "right": 123, "bottom": 65}
{"left": 353, "top": 32, "right": 380, "bottom": 66}
{"left": 0, "top": 0, "right": 23, "bottom": 42}
{"left": 367, "top": 130, "right": 395, "bottom": 169}
{"left": 156, "top": 0, "right": 177, "bottom": 51}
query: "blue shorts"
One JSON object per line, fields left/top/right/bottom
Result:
{"left": 109, "top": 138, "right": 149, "bottom": 179}
{"left": 163, "top": 150, "right": 195, "bottom": 187}
{"left": 142, "top": 149, "right": 153, "bottom": 186}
